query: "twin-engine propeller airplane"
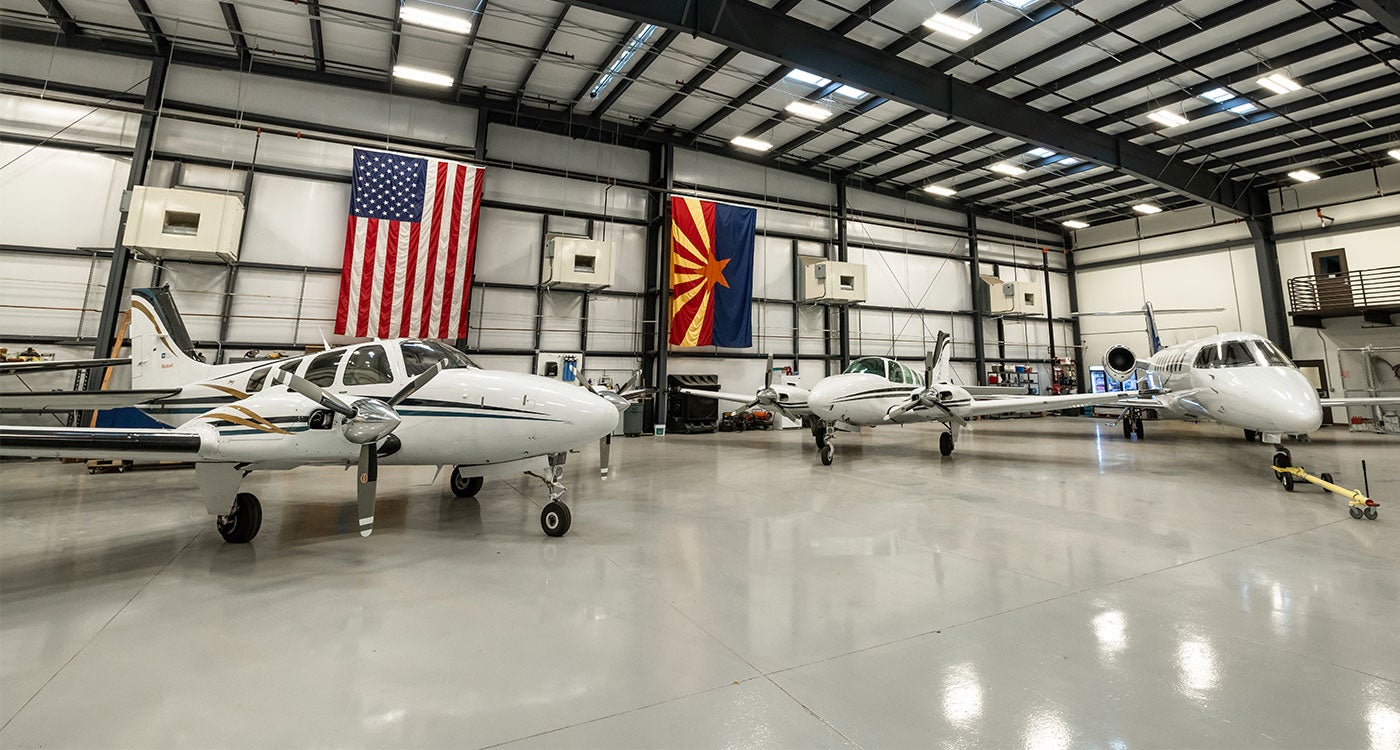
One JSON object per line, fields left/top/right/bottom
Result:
{"left": 1086, "top": 303, "right": 1400, "bottom": 459}
{"left": 805, "top": 332, "right": 1142, "bottom": 465}
{"left": 0, "top": 288, "right": 632, "bottom": 543}
{"left": 675, "top": 354, "right": 815, "bottom": 425}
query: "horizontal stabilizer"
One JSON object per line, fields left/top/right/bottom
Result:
{"left": 0, "top": 357, "right": 130, "bottom": 376}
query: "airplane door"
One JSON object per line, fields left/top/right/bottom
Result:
{"left": 1294, "top": 359, "right": 1331, "bottom": 425}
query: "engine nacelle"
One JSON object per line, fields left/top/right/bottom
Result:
{"left": 1103, "top": 345, "right": 1138, "bottom": 382}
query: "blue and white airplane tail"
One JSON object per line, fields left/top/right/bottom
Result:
{"left": 129, "top": 287, "right": 214, "bottom": 389}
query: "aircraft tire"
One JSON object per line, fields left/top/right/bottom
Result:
{"left": 541, "top": 501, "right": 571, "bottom": 537}
{"left": 1121, "top": 419, "right": 1133, "bottom": 439}
{"left": 939, "top": 432, "right": 954, "bottom": 457}
{"left": 1133, "top": 418, "right": 1144, "bottom": 439}
{"left": 819, "top": 444, "right": 834, "bottom": 466}
{"left": 450, "top": 468, "right": 484, "bottom": 498}
{"left": 217, "top": 492, "right": 262, "bottom": 544}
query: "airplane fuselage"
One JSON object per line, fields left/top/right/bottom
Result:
{"left": 809, "top": 374, "right": 971, "bottom": 427}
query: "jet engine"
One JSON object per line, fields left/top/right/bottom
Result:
{"left": 1103, "top": 345, "right": 1138, "bottom": 382}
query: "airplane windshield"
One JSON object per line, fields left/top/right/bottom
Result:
{"left": 1194, "top": 341, "right": 1259, "bottom": 369}
{"left": 1252, "top": 339, "right": 1295, "bottom": 368}
{"left": 843, "top": 358, "right": 889, "bottom": 378}
{"left": 400, "top": 340, "right": 474, "bottom": 377}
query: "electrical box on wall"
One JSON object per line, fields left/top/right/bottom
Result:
{"left": 122, "top": 186, "right": 244, "bottom": 263}
{"left": 979, "top": 276, "right": 1044, "bottom": 316}
{"left": 801, "top": 260, "right": 866, "bottom": 304}
{"left": 542, "top": 236, "right": 614, "bottom": 290}
{"left": 536, "top": 352, "right": 583, "bottom": 383}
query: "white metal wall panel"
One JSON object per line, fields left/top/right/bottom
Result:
{"left": 488, "top": 124, "right": 649, "bottom": 182}
{"left": 0, "top": 42, "right": 154, "bottom": 93}
{"left": 241, "top": 174, "right": 350, "bottom": 268}
{"left": 674, "top": 148, "right": 837, "bottom": 206}
{"left": 485, "top": 169, "right": 648, "bottom": 220}
{"left": 474, "top": 207, "right": 543, "bottom": 285}
{"left": 0, "top": 144, "right": 128, "bottom": 249}
{"left": 0, "top": 94, "right": 141, "bottom": 148}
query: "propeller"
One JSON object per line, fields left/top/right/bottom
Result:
{"left": 886, "top": 336, "right": 967, "bottom": 426}
{"left": 274, "top": 363, "right": 444, "bottom": 537}
{"left": 579, "top": 369, "right": 656, "bottom": 479}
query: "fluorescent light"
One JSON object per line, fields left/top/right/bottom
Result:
{"left": 730, "top": 135, "right": 772, "bottom": 152}
{"left": 1257, "top": 72, "right": 1301, "bottom": 95}
{"left": 1058, "top": 157, "right": 1081, "bottom": 166}
{"left": 989, "top": 162, "right": 1025, "bottom": 176}
{"left": 392, "top": 64, "right": 454, "bottom": 87}
{"left": 784, "top": 101, "right": 832, "bottom": 121}
{"left": 834, "top": 85, "right": 867, "bottom": 100}
{"left": 1148, "top": 109, "right": 1188, "bottom": 128}
{"left": 1200, "top": 87, "right": 1232, "bottom": 103}
{"left": 1228, "top": 102, "right": 1258, "bottom": 115}
{"left": 400, "top": 5, "right": 472, "bottom": 34}
{"left": 1062, "top": 219, "right": 1089, "bottom": 229}
{"left": 1133, "top": 203, "right": 1162, "bottom": 214}
{"left": 923, "top": 13, "right": 981, "bottom": 40}
{"left": 786, "top": 69, "right": 830, "bottom": 87}
{"left": 923, "top": 184, "right": 956, "bottom": 197}
{"left": 1389, "top": 149, "right": 1400, "bottom": 161}
{"left": 1288, "top": 169, "right": 1320, "bottom": 182}
{"left": 1027, "top": 147, "right": 1056, "bottom": 158}
{"left": 994, "top": 0, "right": 1038, "bottom": 7}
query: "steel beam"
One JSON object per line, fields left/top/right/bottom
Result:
{"left": 571, "top": 21, "right": 643, "bottom": 105}
{"left": 91, "top": 56, "right": 168, "bottom": 381}
{"left": 37, "top": 0, "right": 83, "bottom": 38}
{"left": 218, "top": 1, "right": 251, "bottom": 68}
{"left": 643, "top": 143, "right": 674, "bottom": 427}
{"left": 307, "top": 0, "right": 326, "bottom": 72}
{"left": 453, "top": 0, "right": 488, "bottom": 99}
{"left": 1353, "top": 0, "right": 1400, "bottom": 37}
{"left": 126, "top": 0, "right": 167, "bottom": 54}
{"left": 516, "top": 7, "right": 567, "bottom": 94}
{"left": 561, "top": 0, "right": 1254, "bottom": 215}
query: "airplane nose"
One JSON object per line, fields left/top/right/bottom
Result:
{"left": 539, "top": 380, "right": 619, "bottom": 439}
{"left": 807, "top": 381, "right": 839, "bottom": 420}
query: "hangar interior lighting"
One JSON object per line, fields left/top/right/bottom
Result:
{"left": 923, "top": 13, "right": 981, "bottom": 40}
{"left": 1133, "top": 203, "right": 1163, "bottom": 214}
{"left": 1062, "top": 219, "right": 1089, "bottom": 229}
{"left": 392, "top": 65, "right": 454, "bottom": 87}
{"left": 785, "top": 101, "right": 832, "bottom": 121}
{"left": 731, "top": 135, "right": 773, "bottom": 152}
{"left": 989, "top": 162, "right": 1025, "bottom": 176}
{"left": 924, "top": 184, "right": 957, "bottom": 197}
{"left": 1148, "top": 109, "right": 1189, "bottom": 128}
{"left": 1257, "top": 72, "right": 1302, "bottom": 95}
{"left": 400, "top": 5, "right": 472, "bottom": 34}
{"left": 1288, "top": 169, "right": 1320, "bottom": 183}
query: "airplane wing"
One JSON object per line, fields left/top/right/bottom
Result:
{"left": 0, "top": 389, "right": 180, "bottom": 413}
{"left": 0, "top": 357, "right": 130, "bottom": 375}
{"left": 0, "top": 425, "right": 202, "bottom": 461}
{"left": 958, "top": 390, "right": 1136, "bottom": 418}
{"left": 964, "top": 384, "right": 1031, "bottom": 396}
{"left": 1320, "top": 397, "right": 1400, "bottom": 408}
{"left": 675, "top": 387, "right": 761, "bottom": 405}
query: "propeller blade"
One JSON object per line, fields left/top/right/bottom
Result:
{"left": 764, "top": 353, "right": 774, "bottom": 389}
{"left": 739, "top": 399, "right": 761, "bottom": 413}
{"left": 388, "top": 359, "right": 447, "bottom": 407}
{"left": 275, "top": 370, "right": 356, "bottom": 418}
{"left": 356, "top": 443, "right": 377, "bottom": 537}
{"left": 930, "top": 398, "right": 969, "bottom": 426}
{"left": 619, "top": 387, "right": 656, "bottom": 402}
{"left": 600, "top": 434, "right": 612, "bottom": 479}
{"left": 620, "top": 369, "right": 642, "bottom": 394}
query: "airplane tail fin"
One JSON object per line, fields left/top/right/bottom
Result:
{"left": 129, "top": 287, "right": 212, "bottom": 388}
{"left": 928, "top": 331, "right": 952, "bottom": 384}
{"left": 1072, "top": 303, "right": 1225, "bottom": 355}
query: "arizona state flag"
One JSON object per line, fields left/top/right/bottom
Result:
{"left": 669, "top": 196, "right": 756, "bottom": 347}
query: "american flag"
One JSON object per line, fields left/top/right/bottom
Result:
{"left": 335, "top": 148, "right": 484, "bottom": 339}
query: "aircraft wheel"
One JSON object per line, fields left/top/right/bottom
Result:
{"left": 217, "top": 492, "right": 262, "bottom": 544}
{"left": 1364, "top": 507, "right": 1379, "bottom": 521}
{"left": 1350, "top": 506, "right": 1365, "bottom": 519}
{"left": 450, "top": 468, "right": 483, "bottom": 498}
{"left": 1281, "top": 474, "right": 1295, "bottom": 492}
{"left": 1320, "top": 472, "right": 1333, "bottom": 493}
{"left": 939, "top": 432, "right": 954, "bottom": 457}
{"left": 819, "top": 443, "right": 834, "bottom": 466}
{"left": 1121, "top": 418, "right": 1133, "bottom": 439}
{"left": 540, "top": 501, "right": 571, "bottom": 537}
{"left": 1133, "top": 418, "right": 1144, "bottom": 439}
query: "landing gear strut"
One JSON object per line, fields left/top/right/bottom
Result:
{"left": 526, "top": 453, "right": 572, "bottom": 537}
{"left": 450, "top": 467, "right": 484, "bottom": 498}
{"left": 818, "top": 421, "right": 835, "bottom": 466}
{"left": 216, "top": 492, "right": 262, "bottom": 543}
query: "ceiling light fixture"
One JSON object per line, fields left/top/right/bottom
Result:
{"left": 1200, "top": 88, "right": 1233, "bottom": 103}
{"left": 924, "top": 184, "right": 956, "bottom": 197}
{"left": 1387, "top": 149, "right": 1400, "bottom": 161}
{"left": 1147, "top": 109, "right": 1188, "bottom": 128}
{"left": 923, "top": 13, "right": 981, "bottom": 41}
{"left": 392, "top": 65, "right": 454, "bottom": 87}
{"left": 730, "top": 135, "right": 773, "bottom": 152}
{"left": 1133, "top": 203, "right": 1162, "bottom": 214}
{"left": 1257, "top": 72, "right": 1302, "bottom": 95}
{"left": 400, "top": 5, "right": 473, "bottom": 34}
{"left": 1228, "top": 102, "right": 1258, "bottom": 115}
{"left": 1062, "top": 219, "right": 1089, "bottom": 229}
{"left": 1288, "top": 169, "right": 1320, "bottom": 183}
{"left": 989, "top": 162, "right": 1025, "bottom": 176}
{"left": 784, "top": 101, "right": 832, "bottom": 121}
{"left": 994, "top": 0, "right": 1038, "bottom": 8}
{"left": 786, "top": 69, "right": 831, "bottom": 87}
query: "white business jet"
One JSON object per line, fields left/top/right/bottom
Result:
{"left": 0, "top": 288, "right": 631, "bottom": 542}
{"left": 1091, "top": 304, "right": 1399, "bottom": 459}
{"left": 805, "top": 333, "right": 1140, "bottom": 465}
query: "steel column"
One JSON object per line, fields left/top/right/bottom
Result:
{"left": 1042, "top": 248, "right": 1055, "bottom": 361}
{"left": 966, "top": 209, "right": 987, "bottom": 385}
{"left": 642, "top": 143, "right": 673, "bottom": 427}
{"left": 836, "top": 181, "right": 851, "bottom": 370}
{"left": 1247, "top": 216, "right": 1292, "bottom": 355}
{"left": 1063, "top": 241, "right": 1086, "bottom": 391}
{"left": 90, "top": 56, "right": 167, "bottom": 376}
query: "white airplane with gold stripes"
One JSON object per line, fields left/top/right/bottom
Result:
{"left": 0, "top": 288, "right": 636, "bottom": 543}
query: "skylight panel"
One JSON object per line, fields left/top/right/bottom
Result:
{"left": 1200, "top": 88, "right": 1232, "bottom": 103}
{"left": 994, "top": 0, "right": 1039, "bottom": 7}
{"left": 834, "top": 85, "right": 867, "bottom": 100}
{"left": 588, "top": 24, "right": 658, "bottom": 99}
{"left": 1027, "top": 147, "right": 1056, "bottom": 158}
{"left": 1058, "top": 157, "right": 1081, "bottom": 166}
{"left": 786, "top": 70, "right": 831, "bottom": 87}
{"left": 1228, "top": 102, "right": 1257, "bottom": 115}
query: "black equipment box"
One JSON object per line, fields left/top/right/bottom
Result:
{"left": 667, "top": 374, "right": 719, "bottom": 434}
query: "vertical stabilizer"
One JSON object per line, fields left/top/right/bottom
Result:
{"left": 1143, "top": 301, "right": 1164, "bottom": 354}
{"left": 929, "top": 331, "right": 953, "bottom": 384}
{"left": 129, "top": 287, "right": 212, "bottom": 388}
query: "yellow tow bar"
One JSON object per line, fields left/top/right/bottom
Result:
{"left": 1270, "top": 464, "right": 1380, "bottom": 520}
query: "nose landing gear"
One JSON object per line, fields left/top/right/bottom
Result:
{"left": 526, "top": 453, "right": 573, "bottom": 537}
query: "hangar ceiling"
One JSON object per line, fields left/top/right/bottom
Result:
{"left": 2, "top": 0, "right": 1398, "bottom": 228}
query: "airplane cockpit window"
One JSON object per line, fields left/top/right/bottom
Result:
{"left": 305, "top": 350, "right": 346, "bottom": 387}
{"left": 246, "top": 367, "right": 270, "bottom": 392}
{"left": 400, "top": 340, "right": 473, "bottom": 377}
{"left": 902, "top": 364, "right": 923, "bottom": 386}
{"left": 342, "top": 345, "right": 394, "bottom": 386}
{"left": 1196, "top": 341, "right": 1260, "bottom": 368}
{"left": 888, "top": 363, "right": 906, "bottom": 384}
{"left": 1253, "top": 339, "right": 1295, "bottom": 368}
{"left": 843, "top": 357, "right": 889, "bottom": 379}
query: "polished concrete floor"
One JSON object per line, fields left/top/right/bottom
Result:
{"left": 2, "top": 417, "right": 1398, "bottom": 749}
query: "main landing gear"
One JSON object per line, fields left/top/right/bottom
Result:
{"left": 216, "top": 492, "right": 262, "bottom": 544}
{"left": 939, "top": 431, "right": 955, "bottom": 457}
{"left": 1120, "top": 408, "right": 1145, "bottom": 440}
{"left": 450, "top": 467, "right": 484, "bottom": 498}
{"left": 525, "top": 453, "right": 572, "bottom": 537}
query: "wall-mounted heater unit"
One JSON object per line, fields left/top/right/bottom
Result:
{"left": 978, "top": 276, "right": 1044, "bottom": 315}
{"left": 121, "top": 186, "right": 244, "bottom": 263}
{"left": 801, "top": 259, "right": 867, "bottom": 304}
{"left": 542, "top": 236, "right": 614, "bottom": 290}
